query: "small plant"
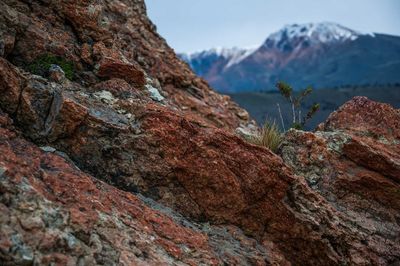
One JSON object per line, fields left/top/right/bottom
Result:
{"left": 276, "top": 81, "right": 320, "bottom": 130}
{"left": 247, "top": 121, "right": 282, "bottom": 152}
{"left": 27, "top": 54, "right": 75, "bottom": 80}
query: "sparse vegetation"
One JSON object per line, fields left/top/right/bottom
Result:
{"left": 27, "top": 54, "right": 75, "bottom": 80}
{"left": 247, "top": 121, "right": 282, "bottom": 152}
{"left": 276, "top": 81, "right": 320, "bottom": 130}
{"left": 229, "top": 85, "right": 400, "bottom": 131}
{"left": 241, "top": 81, "right": 320, "bottom": 152}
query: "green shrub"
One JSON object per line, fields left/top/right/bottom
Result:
{"left": 27, "top": 54, "right": 74, "bottom": 80}
{"left": 247, "top": 121, "right": 282, "bottom": 152}
{"left": 276, "top": 81, "right": 320, "bottom": 130}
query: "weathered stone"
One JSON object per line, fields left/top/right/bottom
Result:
{"left": 97, "top": 60, "right": 146, "bottom": 87}
{"left": 146, "top": 83, "right": 165, "bottom": 102}
{"left": 0, "top": 0, "right": 399, "bottom": 264}
{"left": 0, "top": 111, "right": 273, "bottom": 264}
{"left": 40, "top": 146, "right": 56, "bottom": 153}
{"left": 279, "top": 97, "right": 400, "bottom": 265}
{"left": 48, "top": 64, "right": 65, "bottom": 82}
{"left": 0, "top": 0, "right": 251, "bottom": 130}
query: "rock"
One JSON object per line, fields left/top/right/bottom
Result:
{"left": 317, "top": 96, "right": 400, "bottom": 181}
{"left": 3, "top": 68, "right": 397, "bottom": 263}
{"left": 0, "top": 166, "right": 5, "bottom": 177}
{"left": 48, "top": 64, "right": 65, "bottom": 82}
{"left": 80, "top": 43, "right": 93, "bottom": 65}
{"left": 146, "top": 84, "right": 165, "bottom": 102}
{"left": 235, "top": 125, "right": 257, "bottom": 139}
{"left": 0, "top": 33, "right": 15, "bottom": 57}
{"left": 236, "top": 109, "right": 250, "bottom": 120}
{"left": 279, "top": 97, "right": 400, "bottom": 265}
{"left": 97, "top": 60, "right": 146, "bottom": 87}
{"left": 0, "top": 0, "right": 251, "bottom": 130}
{"left": 0, "top": 0, "right": 399, "bottom": 264}
{"left": 40, "top": 146, "right": 56, "bottom": 153}
{"left": 0, "top": 110, "right": 272, "bottom": 265}
{"left": 92, "top": 78, "right": 138, "bottom": 98}
{"left": 92, "top": 90, "right": 118, "bottom": 105}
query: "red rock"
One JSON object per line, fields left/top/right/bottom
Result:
{"left": 319, "top": 96, "right": 400, "bottom": 140}
{"left": 0, "top": 110, "right": 269, "bottom": 265}
{"left": 0, "top": 58, "right": 22, "bottom": 114}
{"left": 1, "top": 0, "right": 399, "bottom": 264}
{"left": 80, "top": 43, "right": 93, "bottom": 65}
{"left": 318, "top": 96, "right": 400, "bottom": 182}
{"left": 92, "top": 78, "right": 138, "bottom": 97}
{"left": 279, "top": 97, "right": 400, "bottom": 265}
{"left": 97, "top": 60, "right": 146, "bottom": 87}
{"left": 0, "top": 0, "right": 250, "bottom": 130}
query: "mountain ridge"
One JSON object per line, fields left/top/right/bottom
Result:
{"left": 180, "top": 22, "right": 400, "bottom": 92}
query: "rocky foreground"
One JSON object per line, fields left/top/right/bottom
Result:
{"left": 1, "top": 0, "right": 399, "bottom": 265}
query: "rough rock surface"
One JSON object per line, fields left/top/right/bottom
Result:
{"left": 0, "top": 0, "right": 250, "bottom": 130}
{"left": 279, "top": 97, "right": 400, "bottom": 265}
{"left": 0, "top": 111, "right": 269, "bottom": 265}
{"left": 0, "top": 0, "right": 399, "bottom": 265}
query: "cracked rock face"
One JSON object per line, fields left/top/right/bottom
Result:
{"left": 0, "top": 0, "right": 400, "bottom": 264}
{"left": 279, "top": 97, "right": 400, "bottom": 265}
{"left": 0, "top": 111, "right": 271, "bottom": 265}
{"left": 0, "top": 0, "right": 250, "bottom": 130}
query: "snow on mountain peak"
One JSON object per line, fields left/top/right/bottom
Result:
{"left": 263, "top": 22, "right": 361, "bottom": 51}
{"left": 185, "top": 46, "right": 256, "bottom": 59}
{"left": 181, "top": 46, "right": 258, "bottom": 69}
{"left": 179, "top": 23, "right": 374, "bottom": 71}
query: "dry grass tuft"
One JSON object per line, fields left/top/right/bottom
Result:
{"left": 247, "top": 122, "right": 282, "bottom": 152}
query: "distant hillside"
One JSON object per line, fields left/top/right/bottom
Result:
{"left": 229, "top": 85, "right": 400, "bottom": 130}
{"left": 180, "top": 22, "right": 400, "bottom": 93}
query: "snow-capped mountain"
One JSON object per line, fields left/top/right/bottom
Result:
{"left": 263, "top": 22, "right": 360, "bottom": 51}
{"left": 180, "top": 22, "right": 400, "bottom": 93}
{"left": 181, "top": 47, "right": 257, "bottom": 69}
{"left": 178, "top": 47, "right": 256, "bottom": 82}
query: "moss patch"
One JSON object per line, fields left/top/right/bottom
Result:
{"left": 27, "top": 54, "right": 75, "bottom": 80}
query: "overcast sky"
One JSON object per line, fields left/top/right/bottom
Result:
{"left": 145, "top": 0, "right": 400, "bottom": 53}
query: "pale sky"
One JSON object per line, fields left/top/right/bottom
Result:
{"left": 145, "top": 0, "right": 400, "bottom": 53}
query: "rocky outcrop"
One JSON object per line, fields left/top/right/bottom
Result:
{"left": 0, "top": 110, "right": 270, "bottom": 265}
{"left": 280, "top": 97, "right": 400, "bottom": 264}
{"left": 0, "top": 0, "right": 250, "bottom": 130}
{"left": 1, "top": 0, "right": 399, "bottom": 265}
